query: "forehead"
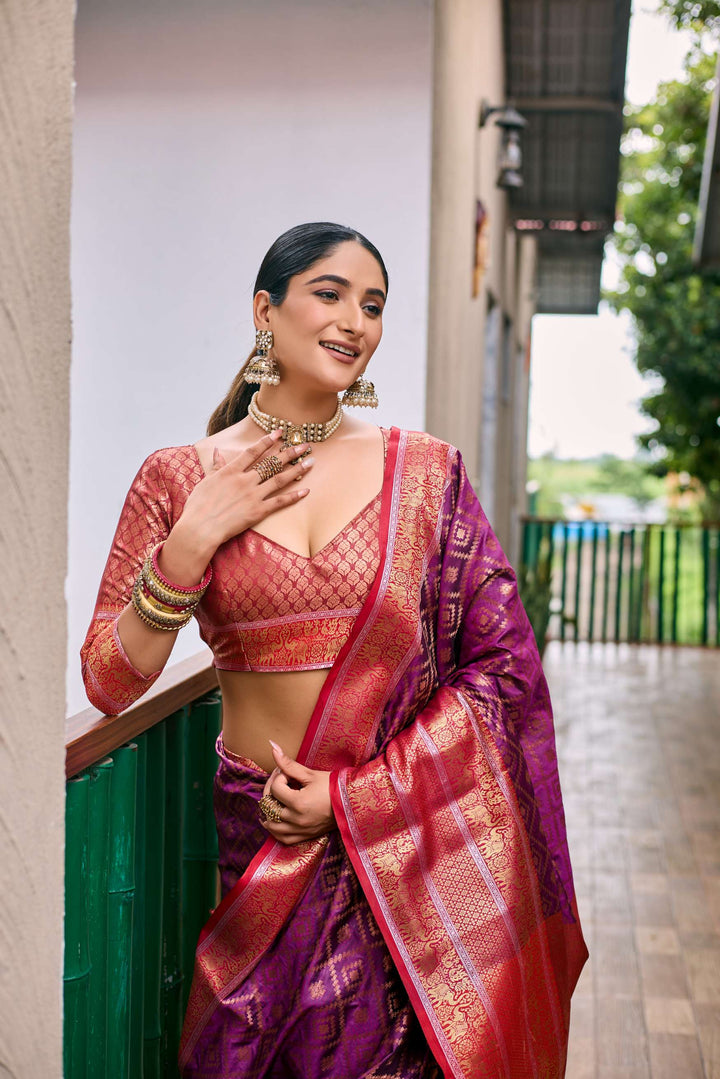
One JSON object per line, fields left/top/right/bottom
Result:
{"left": 296, "top": 242, "right": 385, "bottom": 291}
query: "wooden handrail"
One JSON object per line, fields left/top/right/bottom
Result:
{"left": 65, "top": 651, "right": 218, "bottom": 778}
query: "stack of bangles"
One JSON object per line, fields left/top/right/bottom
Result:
{"left": 131, "top": 541, "right": 212, "bottom": 631}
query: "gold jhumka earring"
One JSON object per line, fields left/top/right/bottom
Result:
{"left": 341, "top": 377, "right": 379, "bottom": 408}
{"left": 244, "top": 329, "right": 281, "bottom": 386}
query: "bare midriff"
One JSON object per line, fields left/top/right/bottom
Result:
{"left": 217, "top": 668, "right": 330, "bottom": 773}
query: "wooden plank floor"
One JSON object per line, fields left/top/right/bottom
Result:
{"left": 545, "top": 642, "right": 720, "bottom": 1079}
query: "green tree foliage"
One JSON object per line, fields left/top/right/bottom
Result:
{"left": 608, "top": 48, "right": 720, "bottom": 517}
{"left": 528, "top": 455, "right": 665, "bottom": 518}
{"left": 658, "top": 0, "right": 720, "bottom": 33}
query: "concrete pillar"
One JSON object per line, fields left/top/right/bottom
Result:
{"left": 0, "top": 1, "right": 73, "bottom": 1074}
{"left": 426, "top": 0, "right": 507, "bottom": 493}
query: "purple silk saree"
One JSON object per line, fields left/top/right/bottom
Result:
{"left": 180, "top": 428, "right": 588, "bottom": 1078}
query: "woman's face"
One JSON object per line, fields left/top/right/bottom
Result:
{"left": 256, "top": 241, "right": 386, "bottom": 394}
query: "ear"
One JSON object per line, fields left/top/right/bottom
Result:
{"left": 253, "top": 290, "right": 273, "bottom": 329}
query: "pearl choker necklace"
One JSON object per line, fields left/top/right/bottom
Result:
{"left": 248, "top": 391, "right": 344, "bottom": 449}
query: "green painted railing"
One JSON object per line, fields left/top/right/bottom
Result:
{"left": 521, "top": 518, "right": 720, "bottom": 647}
{"left": 64, "top": 657, "right": 221, "bottom": 1078}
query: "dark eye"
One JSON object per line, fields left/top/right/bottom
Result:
{"left": 315, "top": 290, "right": 339, "bottom": 301}
{"left": 364, "top": 304, "right": 383, "bottom": 317}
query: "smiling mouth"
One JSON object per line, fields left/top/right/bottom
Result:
{"left": 320, "top": 341, "right": 360, "bottom": 359}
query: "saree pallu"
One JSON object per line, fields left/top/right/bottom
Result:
{"left": 180, "top": 428, "right": 588, "bottom": 1079}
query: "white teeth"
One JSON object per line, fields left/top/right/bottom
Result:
{"left": 322, "top": 342, "right": 356, "bottom": 357}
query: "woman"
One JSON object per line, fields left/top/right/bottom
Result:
{"left": 81, "top": 222, "right": 587, "bottom": 1078}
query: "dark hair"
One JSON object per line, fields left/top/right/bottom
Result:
{"left": 207, "top": 222, "right": 389, "bottom": 435}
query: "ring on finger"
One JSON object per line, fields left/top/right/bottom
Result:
{"left": 259, "top": 795, "right": 285, "bottom": 823}
{"left": 253, "top": 455, "right": 284, "bottom": 483}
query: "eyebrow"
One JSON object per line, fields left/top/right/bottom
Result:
{"left": 305, "top": 274, "right": 386, "bottom": 302}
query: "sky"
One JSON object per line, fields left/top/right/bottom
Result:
{"left": 527, "top": 0, "right": 702, "bottom": 460}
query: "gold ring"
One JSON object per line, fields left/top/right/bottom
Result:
{"left": 259, "top": 795, "right": 285, "bottom": 823}
{"left": 253, "top": 455, "right": 284, "bottom": 483}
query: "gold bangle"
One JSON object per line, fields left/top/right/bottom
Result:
{"left": 132, "top": 577, "right": 193, "bottom": 630}
{"left": 146, "top": 542, "right": 212, "bottom": 601}
{"left": 138, "top": 577, "right": 196, "bottom": 615}
{"left": 142, "top": 559, "right": 208, "bottom": 608}
{"left": 132, "top": 602, "right": 184, "bottom": 632}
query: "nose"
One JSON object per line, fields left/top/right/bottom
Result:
{"left": 337, "top": 299, "right": 364, "bottom": 337}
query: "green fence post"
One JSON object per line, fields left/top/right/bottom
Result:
{"left": 573, "top": 526, "right": 584, "bottom": 643}
{"left": 87, "top": 758, "right": 114, "bottom": 1079}
{"left": 588, "top": 523, "right": 599, "bottom": 641}
{"left": 182, "top": 695, "right": 221, "bottom": 1013}
{"left": 129, "top": 735, "right": 147, "bottom": 1076}
{"left": 64, "top": 773, "right": 91, "bottom": 1079}
{"left": 601, "top": 527, "right": 611, "bottom": 643}
{"left": 162, "top": 708, "right": 187, "bottom": 1074}
{"left": 560, "top": 523, "right": 569, "bottom": 642}
{"left": 614, "top": 531, "right": 625, "bottom": 643}
{"left": 672, "top": 528, "right": 681, "bottom": 644}
{"left": 658, "top": 527, "right": 666, "bottom": 643}
{"left": 143, "top": 723, "right": 166, "bottom": 1079}
{"left": 637, "top": 526, "right": 650, "bottom": 642}
{"left": 106, "top": 744, "right": 138, "bottom": 1079}
{"left": 702, "top": 527, "right": 710, "bottom": 646}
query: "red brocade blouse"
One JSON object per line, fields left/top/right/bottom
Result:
{"left": 80, "top": 432, "right": 387, "bottom": 716}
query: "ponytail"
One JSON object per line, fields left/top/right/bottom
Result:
{"left": 206, "top": 351, "right": 256, "bottom": 435}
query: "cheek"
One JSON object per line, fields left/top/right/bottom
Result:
{"left": 369, "top": 323, "right": 383, "bottom": 349}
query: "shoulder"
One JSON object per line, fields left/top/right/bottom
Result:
{"left": 393, "top": 428, "right": 461, "bottom": 472}
{"left": 131, "top": 444, "right": 203, "bottom": 500}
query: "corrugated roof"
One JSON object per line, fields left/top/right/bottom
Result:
{"left": 503, "top": 0, "right": 631, "bottom": 313}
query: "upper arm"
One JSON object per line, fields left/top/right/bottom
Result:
{"left": 90, "top": 450, "right": 173, "bottom": 617}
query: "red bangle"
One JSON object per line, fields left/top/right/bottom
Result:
{"left": 150, "top": 542, "right": 212, "bottom": 594}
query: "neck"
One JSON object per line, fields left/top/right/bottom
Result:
{"left": 255, "top": 384, "right": 340, "bottom": 423}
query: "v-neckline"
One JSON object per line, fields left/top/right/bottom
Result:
{"left": 243, "top": 489, "right": 382, "bottom": 563}
{"left": 188, "top": 427, "right": 389, "bottom": 561}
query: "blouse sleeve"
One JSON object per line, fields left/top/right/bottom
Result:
{"left": 80, "top": 450, "right": 174, "bottom": 715}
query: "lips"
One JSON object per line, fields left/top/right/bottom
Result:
{"left": 320, "top": 341, "right": 360, "bottom": 363}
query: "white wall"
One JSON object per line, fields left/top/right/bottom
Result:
{"left": 69, "top": 0, "right": 434, "bottom": 715}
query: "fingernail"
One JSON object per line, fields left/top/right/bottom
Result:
{"left": 269, "top": 739, "right": 282, "bottom": 754}
{"left": 303, "top": 456, "right": 315, "bottom": 468}
{"left": 298, "top": 488, "right": 310, "bottom": 497}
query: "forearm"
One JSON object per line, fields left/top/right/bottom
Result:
{"left": 114, "top": 602, "right": 181, "bottom": 677}
{"left": 114, "top": 516, "right": 217, "bottom": 676}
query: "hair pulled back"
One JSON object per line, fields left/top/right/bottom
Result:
{"left": 207, "top": 222, "right": 389, "bottom": 435}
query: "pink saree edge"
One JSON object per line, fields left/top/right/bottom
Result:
{"left": 329, "top": 770, "right": 457, "bottom": 1079}
{"left": 296, "top": 425, "right": 401, "bottom": 767}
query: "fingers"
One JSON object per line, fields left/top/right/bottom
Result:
{"left": 259, "top": 821, "right": 315, "bottom": 846}
{"left": 242, "top": 429, "right": 284, "bottom": 468}
{"left": 257, "top": 462, "right": 313, "bottom": 516}
{"left": 269, "top": 741, "right": 313, "bottom": 785}
{"left": 253, "top": 444, "right": 312, "bottom": 482}
{"left": 262, "top": 767, "right": 281, "bottom": 800}
{"left": 212, "top": 447, "right": 226, "bottom": 470}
